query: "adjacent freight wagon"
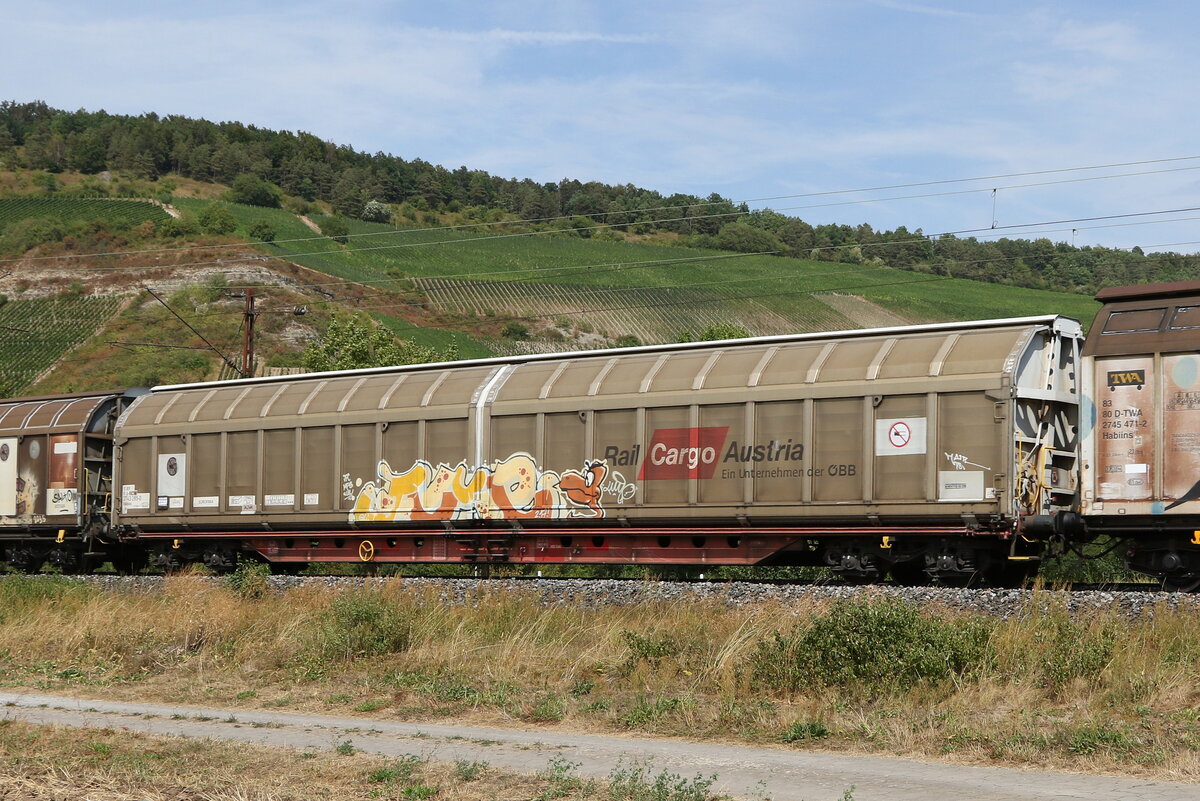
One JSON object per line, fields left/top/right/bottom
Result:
{"left": 1080, "top": 280, "right": 1200, "bottom": 590}
{"left": 111, "top": 315, "right": 1082, "bottom": 584}
{"left": 0, "top": 389, "right": 142, "bottom": 571}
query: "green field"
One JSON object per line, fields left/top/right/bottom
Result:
{"left": 163, "top": 199, "right": 1103, "bottom": 348}
{"left": 0, "top": 198, "right": 169, "bottom": 231}
{"left": 0, "top": 295, "right": 127, "bottom": 394}
{"left": 373, "top": 313, "right": 495, "bottom": 359}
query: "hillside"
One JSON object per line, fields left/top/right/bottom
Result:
{"left": 0, "top": 176, "right": 1104, "bottom": 395}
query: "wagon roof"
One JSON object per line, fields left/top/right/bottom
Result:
{"left": 151, "top": 315, "right": 1081, "bottom": 394}
{"left": 0, "top": 391, "right": 122, "bottom": 437}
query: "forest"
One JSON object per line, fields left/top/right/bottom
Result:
{"left": 1, "top": 100, "right": 1194, "bottom": 294}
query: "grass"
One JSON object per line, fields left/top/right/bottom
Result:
{"left": 0, "top": 719, "right": 744, "bottom": 800}
{"left": 0, "top": 576, "right": 1195, "bottom": 781}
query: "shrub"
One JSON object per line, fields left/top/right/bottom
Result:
{"left": 199, "top": 203, "right": 237, "bottom": 235}
{"left": 360, "top": 199, "right": 392, "bottom": 223}
{"left": 319, "top": 217, "right": 349, "bottom": 244}
{"left": 228, "top": 174, "right": 283, "bottom": 208}
{"left": 748, "top": 599, "right": 990, "bottom": 694}
{"left": 248, "top": 220, "right": 276, "bottom": 242}
{"left": 225, "top": 561, "right": 271, "bottom": 599}
{"left": 316, "top": 592, "right": 413, "bottom": 660}
{"left": 160, "top": 214, "right": 201, "bottom": 238}
{"left": 501, "top": 321, "right": 529, "bottom": 340}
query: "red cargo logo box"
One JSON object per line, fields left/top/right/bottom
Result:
{"left": 639, "top": 426, "right": 729, "bottom": 480}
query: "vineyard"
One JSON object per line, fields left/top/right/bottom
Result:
{"left": 412, "top": 276, "right": 857, "bottom": 347}
{"left": 0, "top": 198, "right": 169, "bottom": 230}
{"left": 0, "top": 295, "right": 127, "bottom": 394}
{"left": 164, "top": 200, "right": 1104, "bottom": 352}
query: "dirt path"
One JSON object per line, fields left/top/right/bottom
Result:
{"left": 0, "top": 692, "right": 1193, "bottom": 800}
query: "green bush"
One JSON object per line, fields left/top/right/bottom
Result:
{"left": 781, "top": 720, "right": 830, "bottom": 743}
{"left": 227, "top": 174, "right": 283, "bottom": 208}
{"left": 225, "top": 562, "right": 271, "bottom": 600}
{"left": 316, "top": 592, "right": 413, "bottom": 661}
{"left": 248, "top": 220, "right": 276, "bottom": 242}
{"left": 748, "top": 599, "right": 990, "bottom": 694}
{"left": 159, "top": 214, "right": 201, "bottom": 238}
{"left": 199, "top": 203, "right": 237, "bottom": 235}
{"left": 501, "top": 321, "right": 529, "bottom": 340}
{"left": 319, "top": 216, "right": 349, "bottom": 244}
{"left": 1032, "top": 615, "right": 1118, "bottom": 692}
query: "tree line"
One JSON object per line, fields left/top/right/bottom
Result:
{"left": 1, "top": 100, "right": 1193, "bottom": 295}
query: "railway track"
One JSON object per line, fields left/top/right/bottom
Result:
{"left": 15, "top": 573, "right": 1196, "bottom": 621}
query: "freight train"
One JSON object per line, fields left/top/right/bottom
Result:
{"left": 1, "top": 280, "right": 1198, "bottom": 589}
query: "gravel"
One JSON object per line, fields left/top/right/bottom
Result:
{"left": 38, "top": 574, "right": 1200, "bottom": 619}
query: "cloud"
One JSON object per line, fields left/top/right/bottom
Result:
{"left": 867, "top": 0, "right": 979, "bottom": 19}
{"left": 425, "top": 27, "right": 658, "bottom": 45}
{"left": 1050, "top": 20, "right": 1140, "bottom": 61}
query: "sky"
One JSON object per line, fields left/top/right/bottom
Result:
{"left": 3, "top": 0, "right": 1199, "bottom": 253}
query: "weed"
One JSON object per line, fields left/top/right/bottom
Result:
{"left": 225, "top": 562, "right": 271, "bottom": 599}
{"left": 368, "top": 755, "right": 425, "bottom": 784}
{"left": 453, "top": 758, "right": 487, "bottom": 781}
{"left": 619, "top": 695, "right": 686, "bottom": 729}
{"left": 316, "top": 592, "right": 414, "bottom": 661}
{"left": 537, "top": 755, "right": 589, "bottom": 799}
{"left": 606, "top": 759, "right": 718, "bottom": 801}
{"left": 527, "top": 693, "right": 567, "bottom": 722}
{"left": 328, "top": 694, "right": 352, "bottom": 704}
{"left": 622, "top": 630, "right": 679, "bottom": 671}
{"left": 1067, "top": 723, "right": 1139, "bottom": 755}
{"left": 354, "top": 700, "right": 382, "bottom": 712}
{"left": 234, "top": 689, "right": 258, "bottom": 700}
{"left": 781, "top": 721, "right": 830, "bottom": 743}
{"left": 334, "top": 738, "right": 356, "bottom": 756}
{"left": 570, "top": 678, "right": 596, "bottom": 697}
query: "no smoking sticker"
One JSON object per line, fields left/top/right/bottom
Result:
{"left": 876, "top": 418, "right": 926, "bottom": 456}
{"left": 888, "top": 422, "right": 911, "bottom": 448}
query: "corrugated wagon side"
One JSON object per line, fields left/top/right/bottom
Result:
{"left": 114, "top": 316, "right": 1082, "bottom": 583}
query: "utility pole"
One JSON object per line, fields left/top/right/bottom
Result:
{"left": 241, "top": 289, "right": 257, "bottom": 378}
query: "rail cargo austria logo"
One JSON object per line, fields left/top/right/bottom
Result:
{"left": 639, "top": 426, "right": 729, "bottom": 480}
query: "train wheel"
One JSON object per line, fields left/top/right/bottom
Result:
{"left": 8, "top": 546, "right": 44, "bottom": 574}
{"left": 1162, "top": 574, "right": 1200, "bottom": 593}
{"left": 47, "top": 546, "right": 89, "bottom": 575}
